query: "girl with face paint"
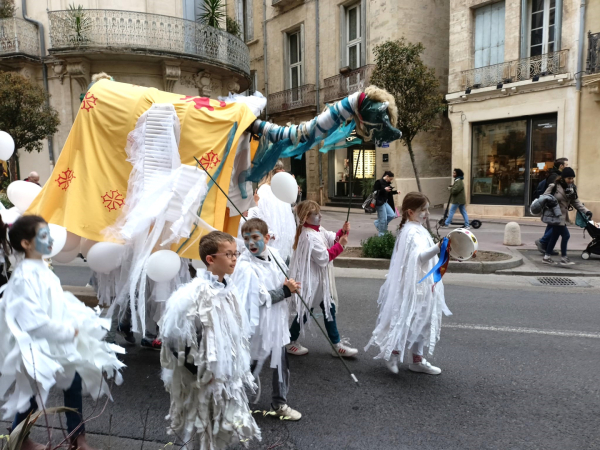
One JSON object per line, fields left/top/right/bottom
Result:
{"left": 0, "top": 215, "right": 124, "bottom": 450}
{"left": 286, "top": 201, "right": 358, "bottom": 358}
{"left": 365, "top": 192, "right": 452, "bottom": 376}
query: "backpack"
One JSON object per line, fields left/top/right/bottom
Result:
{"left": 362, "top": 191, "right": 378, "bottom": 213}
{"left": 533, "top": 179, "right": 547, "bottom": 199}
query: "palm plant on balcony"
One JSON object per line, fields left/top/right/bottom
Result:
{"left": 226, "top": 16, "right": 242, "bottom": 39}
{"left": 198, "top": 0, "right": 226, "bottom": 29}
{"left": 67, "top": 3, "right": 91, "bottom": 46}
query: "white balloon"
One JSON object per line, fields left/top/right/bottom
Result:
{"left": 63, "top": 232, "right": 81, "bottom": 252}
{"left": 87, "top": 242, "right": 125, "bottom": 274}
{"left": 7, "top": 180, "right": 42, "bottom": 212}
{"left": 0, "top": 131, "right": 15, "bottom": 161}
{"left": 80, "top": 239, "right": 97, "bottom": 258}
{"left": 52, "top": 247, "right": 80, "bottom": 264}
{"left": 146, "top": 250, "right": 181, "bottom": 283}
{"left": 191, "top": 258, "right": 206, "bottom": 270}
{"left": 48, "top": 224, "right": 67, "bottom": 257}
{"left": 270, "top": 172, "right": 298, "bottom": 204}
{"left": 0, "top": 206, "right": 21, "bottom": 225}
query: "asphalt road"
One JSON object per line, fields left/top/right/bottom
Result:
{"left": 15, "top": 275, "right": 599, "bottom": 449}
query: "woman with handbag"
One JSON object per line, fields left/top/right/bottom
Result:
{"left": 542, "top": 167, "right": 592, "bottom": 266}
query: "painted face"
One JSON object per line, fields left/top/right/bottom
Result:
{"left": 35, "top": 225, "right": 54, "bottom": 255}
{"left": 243, "top": 229, "right": 266, "bottom": 256}
{"left": 306, "top": 212, "right": 322, "bottom": 227}
{"left": 416, "top": 203, "right": 430, "bottom": 225}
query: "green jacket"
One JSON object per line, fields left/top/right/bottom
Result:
{"left": 449, "top": 178, "right": 466, "bottom": 205}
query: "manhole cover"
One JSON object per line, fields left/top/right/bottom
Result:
{"left": 530, "top": 277, "right": 590, "bottom": 287}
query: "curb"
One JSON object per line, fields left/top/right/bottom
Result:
{"left": 334, "top": 251, "right": 523, "bottom": 274}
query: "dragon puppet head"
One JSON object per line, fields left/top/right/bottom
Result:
{"left": 356, "top": 85, "right": 401, "bottom": 146}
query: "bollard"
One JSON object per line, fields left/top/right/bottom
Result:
{"left": 503, "top": 221, "right": 521, "bottom": 246}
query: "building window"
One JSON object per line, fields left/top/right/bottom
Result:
{"left": 345, "top": 3, "right": 362, "bottom": 70}
{"left": 529, "top": 0, "right": 556, "bottom": 56}
{"left": 287, "top": 30, "right": 303, "bottom": 94}
{"left": 474, "top": 2, "right": 505, "bottom": 69}
{"left": 471, "top": 115, "right": 557, "bottom": 207}
{"left": 239, "top": 0, "right": 253, "bottom": 42}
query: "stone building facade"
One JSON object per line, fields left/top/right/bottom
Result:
{"left": 446, "top": 0, "right": 600, "bottom": 218}
{"left": 231, "top": 0, "right": 452, "bottom": 207}
{"left": 0, "top": 0, "right": 251, "bottom": 184}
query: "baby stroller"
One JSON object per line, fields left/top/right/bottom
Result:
{"left": 437, "top": 191, "right": 482, "bottom": 229}
{"left": 578, "top": 210, "right": 600, "bottom": 260}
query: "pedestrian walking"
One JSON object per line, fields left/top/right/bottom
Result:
{"left": 442, "top": 168, "right": 469, "bottom": 228}
{"left": 535, "top": 157, "right": 568, "bottom": 255}
{"left": 373, "top": 171, "right": 398, "bottom": 236}
{"left": 365, "top": 192, "right": 452, "bottom": 375}
{"left": 541, "top": 167, "right": 592, "bottom": 266}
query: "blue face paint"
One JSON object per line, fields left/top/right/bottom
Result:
{"left": 35, "top": 226, "right": 54, "bottom": 255}
{"left": 243, "top": 230, "right": 266, "bottom": 256}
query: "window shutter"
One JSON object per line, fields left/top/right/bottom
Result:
{"left": 474, "top": 2, "right": 505, "bottom": 69}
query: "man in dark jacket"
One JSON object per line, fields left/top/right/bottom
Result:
{"left": 373, "top": 171, "right": 398, "bottom": 236}
{"left": 536, "top": 157, "right": 568, "bottom": 255}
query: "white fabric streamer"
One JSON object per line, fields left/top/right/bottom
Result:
{"left": 159, "top": 270, "right": 260, "bottom": 449}
{"left": 232, "top": 247, "right": 290, "bottom": 381}
{"left": 364, "top": 222, "right": 452, "bottom": 362}
{"left": 0, "top": 259, "right": 125, "bottom": 419}
{"left": 254, "top": 185, "right": 296, "bottom": 262}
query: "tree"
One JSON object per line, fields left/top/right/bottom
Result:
{"left": 0, "top": 72, "right": 60, "bottom": 181}
{"left": 370, "top": 39, "right": 446, "bottom": 193}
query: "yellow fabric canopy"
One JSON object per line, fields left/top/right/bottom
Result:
{"left": 28, "top": 80, "right": 257, "bottom": 259}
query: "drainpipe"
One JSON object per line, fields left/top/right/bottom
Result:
{"left": 262, "top": 0, "right": 268, "bottom": 117}
{"left": 22, "top": 0, "right": 55, "bottom": 167}
{"left": 315, "top": 0, "right": 322, "bottom": 203}
{"left": 573, "top": 0, "right": 586, "bottom": 170}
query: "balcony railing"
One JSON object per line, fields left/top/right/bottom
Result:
{"left": 268, "top": 84, "right": 316, "bottom": 114}
{"left": 461, "top": 50, "right": 569, "bottom": 90}
{"left": 323, "top": 65, "right": 374, "bottom": 103}
{"left": 47, "top": 9, "right": 250, "bottom": 75}
{"left": 587, "top": 32, "right": 600, "bottom": 74}
{"left": 0, "top": 18, "right": 40, "bottom": 58}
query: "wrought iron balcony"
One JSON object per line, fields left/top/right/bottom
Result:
{"left": 47, "top": 9, "right": 250, "bottom": 76}
{"left": 268, "top": 84, "right": 316, "bottom": 114}
{"left": 323, "top": 65, "right": 374, "bottom": 103}
{"left": 460, "top": 50, "right": 569, "bottom": 90}
{"left": 0, "top": 18, "right": 40, "bottom": 58}
{"left": 587, "top": 32, "right": 600, "bottom": 74}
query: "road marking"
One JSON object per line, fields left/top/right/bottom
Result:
{"left": 444, "top": 323, "right": 600, "bottom": 339}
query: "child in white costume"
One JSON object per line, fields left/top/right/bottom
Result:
{"left": 287, "top": 200, "right": 358, "bottom": 357}
{"left": 159, "top": 231, "right": 260, "bottom": 450}
{"left": 365, "top": 192, "right": 452, "bottom": 375}
{"left": 233, "top": 218, "right": 302, "bottom": 420}
{"left": 0, "top": 215, "right": 124, "bottom": 450}
{"left": 253, "top": 161, "right": 296, "bottom": 262}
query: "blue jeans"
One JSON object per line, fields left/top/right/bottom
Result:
{"left": 445, "top": 203, "right": 469, "bottom": 227}
{"left": 12, "top": 373, "right": 84, "bottom": 437}
{"left": 545, "top": 225, "right": 570, "bottom": 257}
{"left": 289, "top": 302, "right": 340, "bottom": 344}
{"left": 375, "top": 202, "right": 396, "bottom": 236}
{"left": 539, "top": 224, "right": 552, "bottom": 245}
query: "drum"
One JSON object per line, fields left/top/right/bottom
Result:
{"left": 447, "top": 228, "right": 478, "bottom": 261}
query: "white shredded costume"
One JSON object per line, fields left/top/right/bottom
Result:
{"left": 232, "top": 247, "right": 290, "bottom": 380}
{"left": 365, "top": 222, "right": 452, "bottom": 362}
{"left": 159, "top": 270, "right": 260, "bottom": 449}
{"left": 0, "top": 259, "right": 125, "bottom": 419}
{"left": 288, "top": 226, "right": 340, "bottom": 328}
{"left": 255, "top": 184, "right": 296, "bottom": 262}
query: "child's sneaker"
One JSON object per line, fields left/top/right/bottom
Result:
{"left": 285, "top": 341, "right": 308, "bottom": 356}
{"left": 560, "top": 257, "right": 575, "bottom": 266}
{"left": 543, "top": 256, "right": 557, "bottom": 265}
{"left": 409, "top": 358, "right": 441, "bottom": 375}
{"left": 331, "top": 339, "right": 358, "bottom": 358}
{"left": 385, "top": 353, "right": 399, "bottom": 374}
{"left": 270, "top": 404, "right": 302, "bottom": 421}
{"left": 117, "top": 322, "right": 136, "bottom": 344}
{"left": 141, "top": 337, "right": 162, "bottom": 350}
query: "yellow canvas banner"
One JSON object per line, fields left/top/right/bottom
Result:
{"left": 28, "top": 80, "right": 257, "bottom": 259}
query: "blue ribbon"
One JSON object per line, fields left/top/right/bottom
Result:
{"left": 418, "top": 237, "right": 449, "bottom": 284}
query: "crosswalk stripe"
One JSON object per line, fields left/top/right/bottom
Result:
{"left": 443, "top": 323, "right": 600, "bottom": 339}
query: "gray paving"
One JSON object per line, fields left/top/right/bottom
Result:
{"left": 6, "top": 276, "right": 599, "bottom": 449}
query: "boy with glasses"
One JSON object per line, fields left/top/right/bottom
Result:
{"left": 159, "top": 231, "right": 260, "bottom": 449}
